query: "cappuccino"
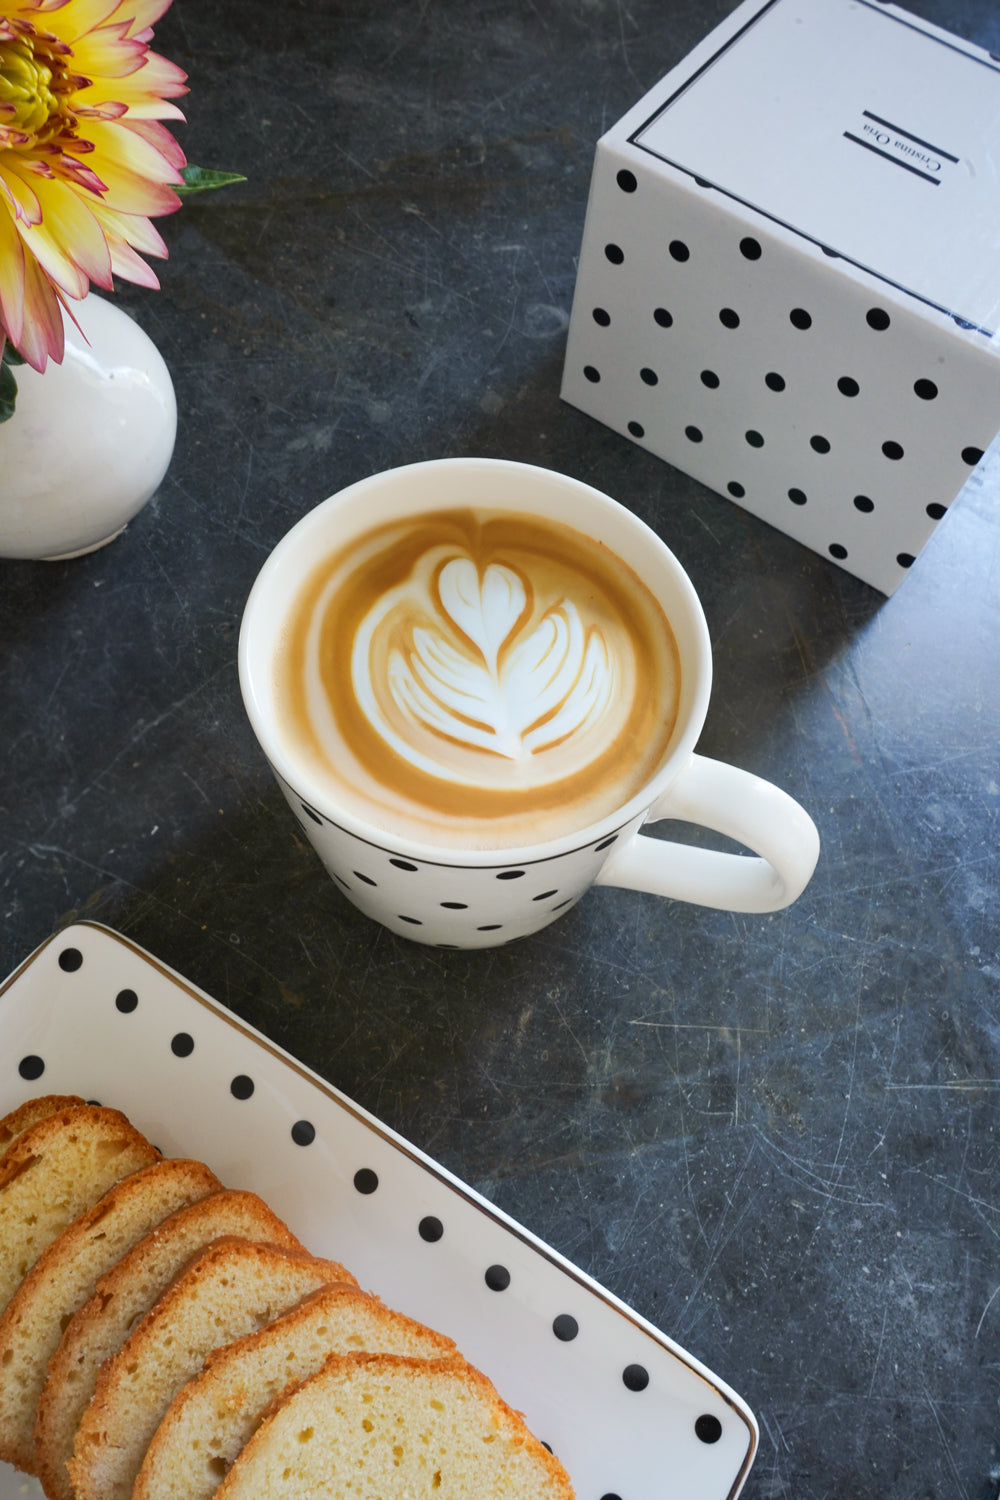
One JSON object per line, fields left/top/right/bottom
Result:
{"left": 274, "top": 508, "right": 681, "bottom": 849}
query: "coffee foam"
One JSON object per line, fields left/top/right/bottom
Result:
{"left": 275, "top": 508, "right": 681, "bottom": 849}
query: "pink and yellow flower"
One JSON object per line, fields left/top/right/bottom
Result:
{"left": 0, "top": 0, "right": 187, "bottom": 370}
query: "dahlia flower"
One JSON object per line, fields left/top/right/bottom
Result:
{"left": 0, "top": 0, "right": 187, "bottom": 373}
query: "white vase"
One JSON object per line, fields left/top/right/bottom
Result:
{"left": 0, "top": 292, "right": 177, "bottom": 560}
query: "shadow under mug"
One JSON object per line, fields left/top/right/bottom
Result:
{"left": 239, "top": 458, "right": 820, "bottom": 949}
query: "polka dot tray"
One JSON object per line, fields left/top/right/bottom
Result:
{"left": 0, "top": 922, "right": 757, "bottom": 1500}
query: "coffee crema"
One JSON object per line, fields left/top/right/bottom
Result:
{"left": 274, "top": 508, "right": 681, "bottom": 849}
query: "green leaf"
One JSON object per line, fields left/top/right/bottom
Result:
{"left": 176, "top": 165, "right": 247, "bottom": 196}
{"left": 2, "top": 343, "right": 25, "bottom": 366}
{"left": 0, "top": 358, "right": 18, "bottom": 423}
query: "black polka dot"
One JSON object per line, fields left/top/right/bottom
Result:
{"left": 230, "top": 1074, "right": 255, "bottom": 1099}
{"left": 867, "top": 307, "right": 891, "bottom": 330}
{"left": 829, "top": 543, "right": 848, "bottom": 560}
{"left": 604, "top": 243, "right": 624, "bottom": 265}
{"left": 897, "top": 552, "right": 916, "bottom": 568}
{"left": 765, "top": 371, "right": 785, "bottom": 392}
{"left": 592, "top": 307, "right": 610, "bottom": 326}
{"left": 790, "top": 307, "right": 812, "bottom": 329}
{"left": 719, "top": 307, "right": 740, "bottom": 328}
{"left": 354, "top": 1167, "right": 379, "bottom": 1194}
{"left": 440, "top": 901, "right": 468, "bottom": 910}
{"left": 685, "top": 425, "right": 703, "bottom": 443}
{"left": 728, "top": 481, "right": 746, "bottom": 498}
{"left": 594, "top": 835, "right": 619, "bottom": 850}
{"left": 485, "top": 1264, "right": 510, "bottom": 1291}
{"left": 301, "top": 803, "right": 323, "bottom": 825}
{"left": 616, "top": 168, "right": 637, "bottom": 193}
{"left": 171, "top": 1032, "right": 194, "bottom": 1058}
{"left": 115, "top": 988, "right": 138, "bottom": 1013}
{"left": 552, "top": 1314, "right": 579, "bottom": 1341}
{"left": 583, "top": 365, "right": 600, "bottom": 383}
{"left": 788, "top": 488, "right": 807, "bottom": 505}
{"left": 653, "top": 307, "right": 673, "bottom": 328}
{"left": 854, "top": 494, "right": 875, "bottom": 513}
{"left": 696, "top": 1414, "right": 723, "bottom": 1444}
{"left": 927, "top": 502, "right": 947, "bottom": 519}
{"left": 639, "top": 367, "right": 658, "bottom": 386}
{"left": 496, "top": 869, "right": 525, "bottom": 880}
{"left": 600, "top": 1493, "right": 624, "bottom": 1500}
{"left": 477, "top": 924, "right": 502, "bottom": 932}
{"left": 419, "top": 1216, "right": 444, "bottom": 1242}
{"left": 58, "top": 947, "right": 83, "bottom": 972}
{"left": 627, "top": 420, "right": 645, "bottom": 438}
{"left": 291, "top": 1120, "right": 316, "bottom": 1146}
{"left": 810, "top": 434, "right": 831, "bottom": 453}
{"left": 398, "top": 915, "right": 423, "bottom": 926}
{"left": 914, "top": 378, "right": 938, "bottom": 400}
{"left": 962, "top": 446, "right": 984, "bottom": 465}
{"left": 739, "top": 236, "right": 762, "bottom": 260}
{"left": 623, "top": 1364, "right": 650, "bottom": 1392}
{"left": 390, "top": 858, "right": 419, "bottom": 871}
{"left": 700, "top": 369, "right": 720, "bottom": 388}
{"left": 353, "top": 871, "right": 377, "bottom": 886}
{"left": 533, "top": 889, "right": 558, "bottom": 901}
{"left": 18, "top": 1055, "right": 44, "bottom": 1081}
{"left": 837, "top": 376, "right": 860, "bottom": 397}
{"left": 882, "top": 440, "right": 904, "bottom": 460}
{"left": 668, "top": 240, "right": 689, "bottom": 261}
{"left": 745, "top": 429, "right": 764, "bottom": 448}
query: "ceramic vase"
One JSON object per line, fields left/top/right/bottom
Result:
{"left": 0, "top": 293, "right": 177, "bottom": 560}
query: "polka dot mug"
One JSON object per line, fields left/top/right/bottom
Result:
{"left": 239, "top": 458, "right": 820, "bottom": 948}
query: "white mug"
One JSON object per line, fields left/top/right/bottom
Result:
{"left": 239, "top": 458, "right": 819, "bottom": 948}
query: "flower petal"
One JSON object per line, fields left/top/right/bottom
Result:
{"left": 30, "top": 170, "right": 113, "bottom": 285}
{"left": 0, "top": 200, "right": 27, "bottom": 346}
{"left": 14, "top": 244, "right": 67, "bottom": 369}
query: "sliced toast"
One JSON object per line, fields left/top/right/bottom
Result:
{"left": 0, "top": 1156, "right": 220, "bottom": 1472}
{"left": 68, "top": 1237, "right": 358, "bottom": 1500}
{"left": 34, "top": 1188, "right": 306, "bottom": 1500}
{"left": 133, "top": 1283, "right": 457, "bottom": 1500}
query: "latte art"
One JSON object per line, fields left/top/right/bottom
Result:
{"left": 361, "top": 554, "right": 617, "bottom": 770}
{"left": 276, "top": 509, "right": 681, "bottom": 848}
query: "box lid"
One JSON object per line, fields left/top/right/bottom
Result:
{"left": 622, "top": 0, "right": 1000, "bottom": 335}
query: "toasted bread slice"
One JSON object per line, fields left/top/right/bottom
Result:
{"left": 0, "top": 1097, "right": 87, "bottom": 1158}
{"left": 34, "top": 1188, "right": 306, "bottom": 1500}
{"left": 0, "top": 1156, "right": 221, "bottom": 1472}
{"left": 0, "top": 1104, "right": 160, "bottom": 1317}
{"left": 68, "top": 1238, "right": 357, "bottom": 1500}
{"left": 133, "top": 1284, "right": 457, "bottom": 1500}
{"left": 214, "top": 1352, "right": 575, "bottom": 1500}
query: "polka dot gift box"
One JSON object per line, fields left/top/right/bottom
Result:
{"left": 561, "top": 0, "right": 1000, "bottom": 594}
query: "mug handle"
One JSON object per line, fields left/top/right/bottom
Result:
{"left": 593, "top": 754, "right": 820, "bottom": 913}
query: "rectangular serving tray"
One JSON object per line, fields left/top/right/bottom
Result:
{"left": 0, "top": 921, "right": 757, "bottom": 1500}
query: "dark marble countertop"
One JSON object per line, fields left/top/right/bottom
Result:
{"left": 2, "top": 2, "right": 999, "bottom": 1496}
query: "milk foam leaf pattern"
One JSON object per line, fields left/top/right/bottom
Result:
{"left": 390, "top": 560, "right": 617, "bottom": 761}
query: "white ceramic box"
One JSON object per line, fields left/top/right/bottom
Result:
{"left": 561, "top": 0, "right": 1000, "bottom": 593}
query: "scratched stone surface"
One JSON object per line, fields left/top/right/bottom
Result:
{"left": 2, "top": 2, "right": 999, "bottom": 1497}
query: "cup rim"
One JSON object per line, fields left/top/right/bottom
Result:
{"left": 239, "top": 457, "right": 714, "bottom": 864}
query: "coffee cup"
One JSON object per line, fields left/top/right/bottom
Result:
{"left": 239, "top": 457, "right": 819, "bottom": 948}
